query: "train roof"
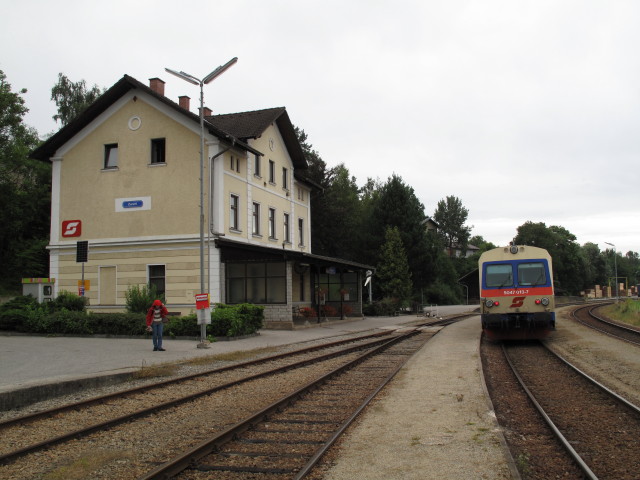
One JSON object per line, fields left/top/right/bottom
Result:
{"left": 478, "top": 245, "right": 552, "bottom": 263}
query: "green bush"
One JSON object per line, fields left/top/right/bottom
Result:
{"left": 47, "top": 291, "right": 87, "bottom": 313}
{"left": 165, "top": 314, "right": 200, "bottom": 337}
{"left": 0, "top": 309, "right": 30, "bottom": 330}
{"left": 125, "top": 284, "right": 164, "bottom": 314}
{"left": 0, "top": 298, "right": 264, "bottom": 338}
{"left": 0, "top": 295, "right": 39, "bottom": 311}
{"left": 89, "top": 313, "right": 148, "bottom": 335}
{"left": 423, "top": 283, "right": 460, "bottom": 305}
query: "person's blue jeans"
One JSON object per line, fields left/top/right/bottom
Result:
{"left": 151, "top": 322, "right": 163, "bottom": 349}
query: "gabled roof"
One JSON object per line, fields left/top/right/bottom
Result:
{"left": 31, "top": 74, "right": 261, "bottom": 161}
{"left": 208, "top": 107, "right": 307, "bottom": 170}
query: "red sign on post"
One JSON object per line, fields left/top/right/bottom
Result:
{"left": 195, "top": 293, "right": 210, "bottom": 310}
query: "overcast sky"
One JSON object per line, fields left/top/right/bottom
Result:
{"left": 2, "top": 0, "right": 638, "bottom": 254}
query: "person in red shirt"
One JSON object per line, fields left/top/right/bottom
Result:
{"left": 146, "top": 299, "right": 168, "bottom": 351}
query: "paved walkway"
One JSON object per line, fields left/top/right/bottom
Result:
{"left": 0, "top": 306, "right": 476, "bottom": 397}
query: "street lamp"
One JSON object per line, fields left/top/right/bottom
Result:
{"left": 165, "top": 57, "right": 238, "bottom": 347}
{"left": 605, "top": 242, "right": 618, "bottom": 302}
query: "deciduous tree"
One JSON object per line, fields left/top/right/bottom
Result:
{"left": 0, "top": 70, "right": 49, "bottom": 291}
{"left": 51, "top": 73, "right": 104, "bottom": 126}
{"left": 433, "top": 195, "right": 472, "bottom": 257}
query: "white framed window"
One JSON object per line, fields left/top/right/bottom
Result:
{"left": 283, "top": 213, "right": 290, "bottom": 243}
{"left": 268, "top": 207, "right": 276, "bottom": 239}
{"left": 252, "top": 202, "right": 261, "bottom": 236}
{"left": 150, "top": 138, "right": 166, "bottom": 164}
{"left": 148, "top": 264, "right": 166, "bottom": 296}
{"left": 230, "top": 194, "right": 239, "bottom": 230}
{"left": 298, "top": 218, "right": 304, "bottom": 246}
{"left": 282, "top": 167, "right": 288, "bottom": 190}
{"left": 230, "top": 155, "right": 240, "bottom": 173}
{"left": 268, "top": 160, "right": 275, "bottom": 184}
{"left": 104, "top": 143, "right": 118, "bottom": 169}
{"left": 254, "top": 154, "right": 261, "bottom": 177}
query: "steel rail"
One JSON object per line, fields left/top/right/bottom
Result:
{"left": 543, "top": 342, "right": 640, "bottom": 415}
{"left": 0, "top": 332, "right": 396, "bottom": 466}
{"left": 501, "top": 343, "right": 599, "bottom": 480}
{"left": 0, "top": 330, "right": 391, "bottom": 428}
{"left": 571, "top": 303, "right": 640, "bottom": 346}
{"left": 138, "top": 329, "right": 422, "bottom": 480}
{"left": 293, "top": 335, "right": 422, "bottom": 479}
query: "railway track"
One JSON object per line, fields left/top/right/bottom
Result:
{"left": 0, "top": 327, "right": 439, "bottom": 479}
{"left": 571, "top": 303, "right": 640, "bottom": 345}
{"left": 141, "top": 328, "right": 433, "bottom": 479}
{"left": 502, "top": 341, "right": 640, "bottom": 479}
{"left": 0, "top": 331, "right": 395, "bottom": 464}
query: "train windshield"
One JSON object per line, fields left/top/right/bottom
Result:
{"left": 485, "top": 264, "right": 513, "bottom": 287}
{"left": 517, "top": 262, "right": 547, "bottom": 286}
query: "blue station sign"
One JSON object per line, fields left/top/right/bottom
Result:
{"left": 122, "top": 200, "right": 144, "bottom": 209}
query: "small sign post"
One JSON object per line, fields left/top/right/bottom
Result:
{"left": 76, "top": 241, "right": 89, "bottom": 296}
{"left": 195, "top": 293, "right": 211, "bottom": 349}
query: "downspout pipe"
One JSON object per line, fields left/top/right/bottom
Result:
{"left": 206, "top": 140, "right": 235, "bottom": 297}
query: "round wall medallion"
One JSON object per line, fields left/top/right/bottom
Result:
{"left": 128, "top": 116, "right": 142, "bottom": 131}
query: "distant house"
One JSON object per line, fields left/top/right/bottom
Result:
{"left": 448, "top": 243, "right": 480, "bottom": 258}
{"left": 422, "top": 217, "right": 477, "bottom": 258}
{"left": 422, "top": 216, "right": 439, "bottom": 232}
{"left": 31, "top": 74, "right": 372, "bottom": 327}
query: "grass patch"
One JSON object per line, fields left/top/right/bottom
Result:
{"left": 602, "top": 299, "right": 640, "bottom": 327}
{"left": 515, "top": 452, "right": 531, "bottom": 477}
{"left": 410, "top": 436, "right": 421, "bottom": 446}
{"left": 472, "top": 427, "right": 490, "bottom": 443}
{"left": 132, "top": 362, "right": 179, "bottom": 379}
{"left": 186, "top": 346, "right": 284, "bottom": 366}
{"left": 44, "top": 449, "right": 131, "bottom": 479}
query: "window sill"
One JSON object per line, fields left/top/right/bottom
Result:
{"left": 101, "top": 167, "right": 119, "bottom": 172}
{"left": 148, "top": 162, "right": 167, "bottom": 167}
{"left": 229, "top": 228, "right": 242, "bottom": 234}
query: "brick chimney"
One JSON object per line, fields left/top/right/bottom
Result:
{"left": 149, "top": 78, "right": 165, "bottom": 96}
{"left": 200, "top": 106, "right": 212, "bottom": 117}
{"left": 179, "top": 95, "right": 190, "bottom": 111}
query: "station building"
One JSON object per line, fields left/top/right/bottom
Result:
{"left": 31, "top": 75, "right": 371, "bottom": 327}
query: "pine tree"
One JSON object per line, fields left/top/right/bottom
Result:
{"left": 376, "top": 226, "right": 412, "bottom": 307}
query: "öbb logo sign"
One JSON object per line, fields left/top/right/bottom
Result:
{"left": 510, "top": 296, "right": 526, "bottom": 308}
{"left": 62, "top": 220, "right": 82, "bottom": 237}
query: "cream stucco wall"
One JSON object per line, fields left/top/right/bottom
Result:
{"left": 56, "top": 94, "right": 202, "bottom": 243}
{"left": 51, "top": 241, "right": 204, "bottom": 313}
{"left": 219, "top": 124, "right": 311, "bottom": 252}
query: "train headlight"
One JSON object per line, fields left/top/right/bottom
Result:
{"left": 485, "top": 299, "right": 494, "bottom": 308}
{"left": 540, "top": 297, "right": 550, "bottom": 306}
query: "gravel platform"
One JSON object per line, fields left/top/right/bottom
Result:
{"left": 319, "top": 317, "right": 516, "bottom": 480}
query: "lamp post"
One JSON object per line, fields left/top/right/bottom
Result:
{"left": 165, "top": 57, "right": 238, "bottom": 347}
{"left": 605, "top": 242, "right": 618, "bottom": 302}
